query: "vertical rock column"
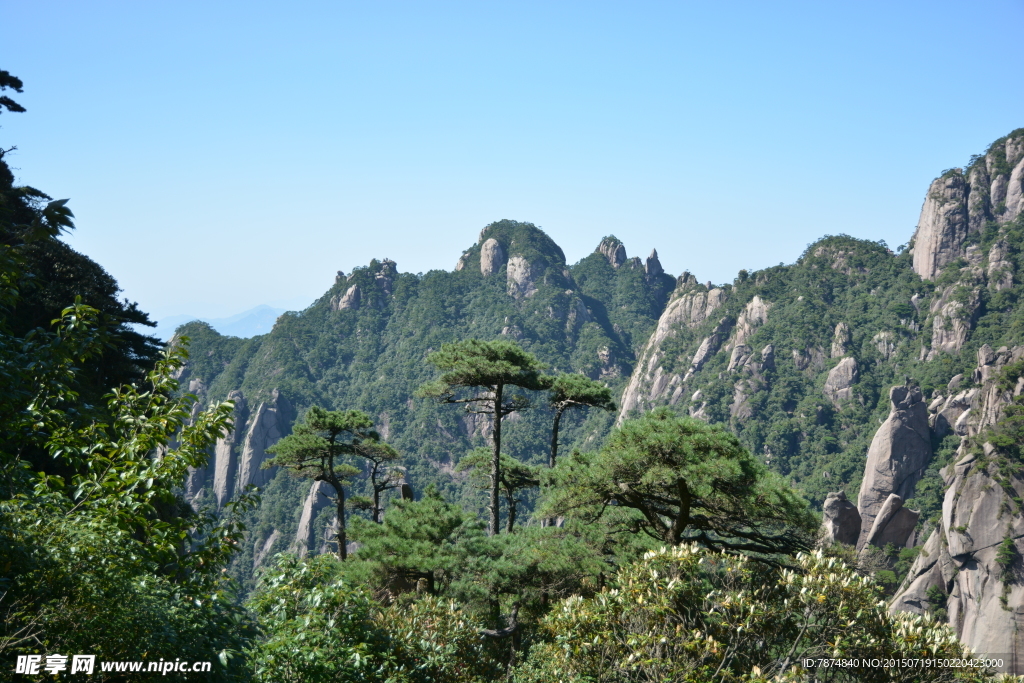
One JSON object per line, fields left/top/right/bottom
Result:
{"left": 856, "top": 385, "right": 931, "bottom": 550}
{"left": 236, "top": 389, "right": 293, "bottom": 493}
{"left": 213, "top": 390, "right": 247, "bottom": 507}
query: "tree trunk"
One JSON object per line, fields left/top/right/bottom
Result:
{"left": 550, "top": 406, "right": 564, "bottom": 468}
{"left": 372, "top": 484, "right": 381, "bottom": 524}
{"left": 336, "top": 485, "right": 348, "bottom": 560}
{"left": 667, "top": 478, "right": 691, "bottom": 546}
{"left": 505, "top": 486, "right": 516, "bottom": 533}
{"left": 490, "top": 383, "right": 504, "bottom": 536}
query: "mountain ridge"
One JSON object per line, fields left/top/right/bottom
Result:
{"left": 175, "top": 130, "right": 1024, "bottom": 664}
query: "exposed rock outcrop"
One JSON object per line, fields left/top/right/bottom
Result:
{"left": 891, "top": 339, "right": 1024, "bottom": 669}
{"left": 863, "top": 493, "right": 919, "bottom": 549}
{"left": 872, "top": 331, "right": 896, "bottom": 360}
{"left": 822, "top": 491, "right": 861, "bottom": 546}
{"left": 213, "top": 390, "right": 247, "bottom": 507}
{"left": 333, "top": 284, "right": 361, "bottom": 311}
{"left": 857, "top": 385, "right": 931, "bottom": 549}
{"left": 988, "top": 239, "right": 1014, "bottom": 292}
{"left": 617, "top": 280, "right": 727, "bottom": 419}
{"left": 375, "top": 259, "right": 398, "bottom": 296}
{"left": 911, "top": 131, "right": 1024, "bottom": 282}
{"left": 253, "top": 529, "right": 280, "bottom": 570}
{"left": 823, "top": 357, "right": 858, "bottom": 405}
{"left": 912, "top": 172, "right": 969, "bottom": 281}
{"left": 927, "top": 280, "right": 981, "bottom": 359}
{"left": 645, "top": 249, "right": 663, "bottom": 279}
{"left": 480, "top": 238, "right": 506, "bottom": 276}
{"left": 236, "top": 389, "right": 292, "bottom": 493}
{"left": 598, "top": 236, "right": 627, "bottom": 268}
{"left": 294, "top": 480, "right": 335, "bottom": 557}
{"left": 729, "top": 296, "right": 769, "bottom": 350}
{"left": 684, "top": 317, "right": 733, "bottom": 381}
{"left": 506, "top": 256, "right": 538, "bottom": 299}
{"left": 831, "top": 322, "right": 851, "bottom": 358}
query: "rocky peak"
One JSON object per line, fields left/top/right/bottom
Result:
{"left": 912, "top": 171, "right": 969, "bottom": 281}
{"left": 645, "top": 249, "right": 664, "bottom": 278}
{"left": 375, "top": 259, "right": 398, "bottom": 295}
{"left": 597, "top": 236, "right": 627, "bottom": 268}
{"left": 912, "top": 130, "right": 1024, "bottom": 281}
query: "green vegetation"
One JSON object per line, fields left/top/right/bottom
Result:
{"left": 265, "top": 407, "right": 395, "bottom": 559}
{"left": 417, "top": 339, "right": 548, "bottom": 536}
{"left": 544, "top": 408, "right": 817, "bottom": 557}
{"left": 5, "top": 69, "right": 1023, "bottom": 681}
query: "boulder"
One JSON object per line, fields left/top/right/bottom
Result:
{"left": 822, "top": 491, "right": 861, "bottom": 546}
{"left": 863, "top": 493, "right": 919, "bottom": 549}
{"left": 856, "top": 385, "right": 931, "bottom": 549}
{"left": 480, "top": 238, "right": 506, "bottom": 276}
{"left": 823, "top": 357, "right": 858, "bottom": 404}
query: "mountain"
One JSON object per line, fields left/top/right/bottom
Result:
{"left": 153, "top": 305, "right": 287, "bottom": 340}
{"left": 175, "top": 131, "right": 1024, "bottom": 662}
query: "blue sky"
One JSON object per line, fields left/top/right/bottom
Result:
{"left": 3, "top": 0, "right": 1023, "bottom": 320}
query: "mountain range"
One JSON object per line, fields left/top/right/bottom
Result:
{"left": 174, "top": 128, "right": 1024, "bottom": 663}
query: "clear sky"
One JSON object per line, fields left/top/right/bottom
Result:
{"left": 3, "top": 0, "right": 1023, "bottom": 320}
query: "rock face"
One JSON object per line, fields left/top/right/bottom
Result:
{"left": 294, "top": 480, "right": 335, "bottom": 557}
{"left": 213, "top": 390, "right": 247, "bottom": 507}
{"left": 912, "top": 173, "right": 969, "bottom": 281}
{"left": 334, "top": 284, "right": 361, "bottom": 311}
{"left": 823, "top": 357, "right": 858, "bottom": 405}
{"left": 480, "top": 238, "right": 506, "bottom": 276}
{"left": 598, "top": 236, "right": 627, "bottom": 268}
{"left": 863, "top": 494, "right": 919, "bottom": 549}
{"left": 927, "top": 280, "right": 981, "bottom": 359}
{"left": 822, "top": 491, "right": 861, "bottom": 546}
{"left": 506, "top": 256, "right": 538, "bottom": 299}
{"left": 911, "top": 131, "right": 1024, "bottom": 281}
{"left": 890, "top": 341, "right": 1024, "bottom": 670}
{"left": 856, "top": 385, "right": 931, "bottom": 549}
{"left": 988, "top": 239, "right": 1014, "bottom": 291}
{"left": 730, "top": 296, "right": 769, "bottom": 349}
{"left": 617, "top": 278, "right": 727, "bottom": 419}
{"left": 236, "top": 389, "right": 292, "bottom": 493}
{"left": 645, "top": 249, "right": 663, "bottom": 278}
{"left": 831, "top": 322, "right": 851, "bottom": 358}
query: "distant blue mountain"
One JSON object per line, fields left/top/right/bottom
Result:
{"left": 152, "top": 305, "right": 287, "bottom": 340}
